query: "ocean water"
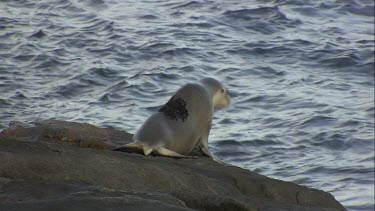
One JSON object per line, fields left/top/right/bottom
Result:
{"left": 0, "top": 0, "right": 374, "bottom": 210}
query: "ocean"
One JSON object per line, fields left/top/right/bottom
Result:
{"left": 0, "top": 0, "right": 374, "bottom": 210}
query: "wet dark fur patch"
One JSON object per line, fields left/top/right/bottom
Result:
{"left": 159, "top": 97, "right": 189, "bottom": 122}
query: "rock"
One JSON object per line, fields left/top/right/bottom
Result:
{"left": 0, "top": 120, "right": 132, "bottom": 149}
{"left": 0, "top": 180, "right": 192, "bottom": 211}
{"left": 0, "top": 120, "right": 347, "bottom": 211}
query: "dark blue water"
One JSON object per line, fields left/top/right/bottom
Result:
{"left": 0, "top": 0, "right": 374, "bottom": 210}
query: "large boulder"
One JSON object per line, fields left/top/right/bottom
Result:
{"left": 0, "top": 120, "right": 347, "bottom": 211}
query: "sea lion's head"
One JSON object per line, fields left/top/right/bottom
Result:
{"left": 200, "top": 77, "right": 230, "bottom": 109}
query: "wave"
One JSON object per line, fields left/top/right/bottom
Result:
{"left": 222, "top": 6, "right": 301, "bottom": 34}
{"left": 170, "top": 1, "right": 205, "bottom": 10}
{"left": 337, "top": 4, "right": 375, "bottom": 17}
{"left": 299, "top": 116, "right": 337, "bottom": 128}
{"left": 223, "top": 7, "right": 289, "bottom": 21}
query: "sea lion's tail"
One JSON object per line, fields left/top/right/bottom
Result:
{"left": 112, "top": 142, "right": 152, "bottom": 155}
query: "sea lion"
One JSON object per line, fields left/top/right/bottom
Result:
{"left": 113, "top": 77, "right": 230, "bottom": 164}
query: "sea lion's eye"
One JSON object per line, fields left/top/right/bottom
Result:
{"left": 220, "top": 88, "right": 225, "bottom": 93}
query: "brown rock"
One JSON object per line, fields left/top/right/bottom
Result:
{"left": 0, "top": 120, "right": 133, "bottom": 149}
{"left": 0, "top": 120, "right": 347, "bottom": 211}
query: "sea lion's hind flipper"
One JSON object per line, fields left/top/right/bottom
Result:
{"left": 113, "top": 142, "right": 153, "bottom": 156}
{"left": 112, "top": 142, "right": 143, "bottom": 153}
{"left": 155, "top": 147, "right": 194, "bottom": 158}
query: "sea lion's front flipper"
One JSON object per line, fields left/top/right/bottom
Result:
{"left": 197, "top": 141, "right": 228, "bottom": 166}
{"left": 155, "top": 147, "right": 194, "bottom": 158}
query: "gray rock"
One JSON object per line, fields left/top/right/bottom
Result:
{"left": 0, "top": 120, "right": 347, "bottom": 211}
{"left": 0, "top": 180, "right": 192, "bottom": 211}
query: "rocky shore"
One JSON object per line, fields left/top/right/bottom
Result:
{"left": 0, "top": 120, "right": 347, "bottom": 211}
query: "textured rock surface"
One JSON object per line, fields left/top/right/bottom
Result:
{"left": 0, "top": 120, "right": 347, "bottom": 211}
